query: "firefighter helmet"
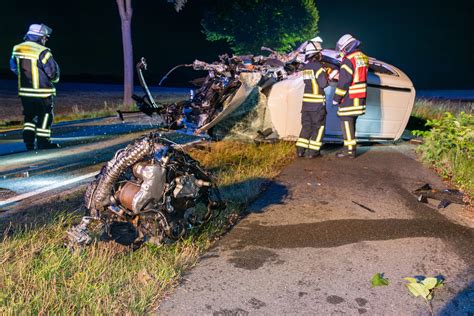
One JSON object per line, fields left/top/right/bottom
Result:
{"left": 305, "top": 36, "right": 323, "bottom": 56}
{"left": 336, "top": 34, "right": 356, "bottom": 52}
{"left": 26, "top": 24, "right": 53, "bottom": 37}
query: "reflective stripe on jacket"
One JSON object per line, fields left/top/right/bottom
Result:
{"left": 11, "top": 41, "right": 59, "bottom": 98}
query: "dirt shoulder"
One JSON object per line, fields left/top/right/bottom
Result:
{"left": 158, "top": 143, "right": 474, "bottom": 315}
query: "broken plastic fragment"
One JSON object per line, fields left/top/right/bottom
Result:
{"left": 417, "top": 194, "right": 428, "bottom": 203}
{"left": 414, "top": 183, "right": 432, "bottom": 192}
{"left": 437, "top": 199, "right": 451, "bottom": 209}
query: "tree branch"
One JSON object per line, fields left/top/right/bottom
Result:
{"left": 116, "top": 0, "right": 126, "bottom": 20}
{"left": 125, "top": 0, "right": 133, "bottom": 19}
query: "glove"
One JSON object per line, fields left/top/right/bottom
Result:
{"left": 332, "top": 100, "right": 338, "bottom": 106}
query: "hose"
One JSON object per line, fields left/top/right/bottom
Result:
{"left": 159, "top": 64, "right": 192, "bottom": 86}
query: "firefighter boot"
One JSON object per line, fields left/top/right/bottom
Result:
{"left": 335, "top": 147, "right": 356, "bottom": 158}
{"left": 25, "top": 143, "right": 35, "bottom": 151}
{"left": 306, "top": 150, "right": 321, "bottom": 159}
{"left": 23, "top": 128, "right": 35, "bottom": 151}
{"left": 296, "top": 147, "right": 306, "bottom": 158}
{"left": 37, "top": 139, "right": 60, "bottom": 150}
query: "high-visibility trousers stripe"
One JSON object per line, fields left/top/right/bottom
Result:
{"left": 296, "top": 137, "right": 310, "bottom": 149}
{"left": 296, "top": 142, "right": 309, "bottom": 149}
{"left": 315, "top": 125, "right": 324, "bottom": 144}
{"left": 19, "top": 92, "right": 55, "bottom": 98}
{"left": 42, "top": 114, "right": 49, "bottom": 129}
{"left": 36, "top": 127, "right": 51, "bottom": 132}
{"left": 20, "top": 87, "right": 56, "bottom": 93}
{"left": 344, "top": 121, "right": 352, "bottom": 142}
{"left": 343, "top": 121, "right": 356, "bottom": 151}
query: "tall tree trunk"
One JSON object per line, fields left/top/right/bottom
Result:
{"left": 117, "top": 0, "right": 133, "bottom": 106}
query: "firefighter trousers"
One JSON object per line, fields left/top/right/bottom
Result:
{"left": 21, "top": 96, "right": 54, "bottom": 148}
{"left": 339, "top": 115, "right": 358, "bottom": 154}
{"left": 296, "top": 106, "right": 326, "bottom": 155}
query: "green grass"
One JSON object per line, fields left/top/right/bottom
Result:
{"left": 0, "top": 140, "right": 295, "bottom": 314}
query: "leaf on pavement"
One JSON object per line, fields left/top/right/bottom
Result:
{"left": 422, "top": 277, "right": 438, "bottom": 290}
{"left": 405, "top": 282, "right": 430, "bottom": 298}
{"left": 371, "top": 273, "right": 389, "bottom": 287}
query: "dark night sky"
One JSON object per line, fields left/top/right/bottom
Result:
{"left": 1, "top": 0, "right": 472, "bottom": 90}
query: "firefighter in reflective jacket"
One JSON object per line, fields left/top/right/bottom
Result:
{"left": 10, "top": 24, "right": 60, "bottom": 150}
{"left": 332, "top": 34, "right": 368, "bottom": 158}
{"left": 295, "top": 37, "right": 328, "bottom": 158}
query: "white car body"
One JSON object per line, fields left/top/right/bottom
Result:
{"left": 267, "top": 49, "right": 416, "bottom": 141}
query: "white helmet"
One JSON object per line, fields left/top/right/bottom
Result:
{"left": 305, "top": 36, "right": 323, "bottom": 56}
{"left": 26, "top": 24, "right": 53, "bottom": 37}
{"left": 336, "top": 34, "right": 356, "bottom": 52}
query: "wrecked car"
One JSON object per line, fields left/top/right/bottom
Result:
{"left": 132, "top": 47, "right": 415, "bottom": 142}
{"left": 268, "top": 49, "right": 416, "bottom": 141}
{"left": 67, "top": 133, "right": 224, "bottom": 247}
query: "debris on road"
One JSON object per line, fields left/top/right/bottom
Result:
{"left": 352, "top": 200, "right": 375, "bottom": 213}
{"left": 413, "top": 183, "right": 465, "bottom": 208}
{"left": 67, "top": 133, "right": 225, "bottom": 248}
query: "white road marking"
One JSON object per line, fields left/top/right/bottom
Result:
{"left": 0, "top": 171, "right": 98, "bottom": 208}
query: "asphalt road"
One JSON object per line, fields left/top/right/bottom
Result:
{"left": 158, "top": 144, "right": 474, "bottom": 315}
{"left": 0, "top": 114, "right": 200, "bottom": 211}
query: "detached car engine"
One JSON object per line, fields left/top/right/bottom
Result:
{"left": 67, "top": 133, "right": 224, "bottom": 247}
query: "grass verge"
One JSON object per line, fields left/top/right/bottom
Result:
{"left": 411, "top": 99, "right": 473, "bottom": 121}
{"left": 0, "top": 103, "right": 137, "bottom": 131}
{"left": 0, "top": 140, "right": 294, "bottom": 314}
{"left": 0, "top": 91, "right": 187, "bottom": 131}
{"left": 413, "top": 112, "right": 473, "bottom": 197}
